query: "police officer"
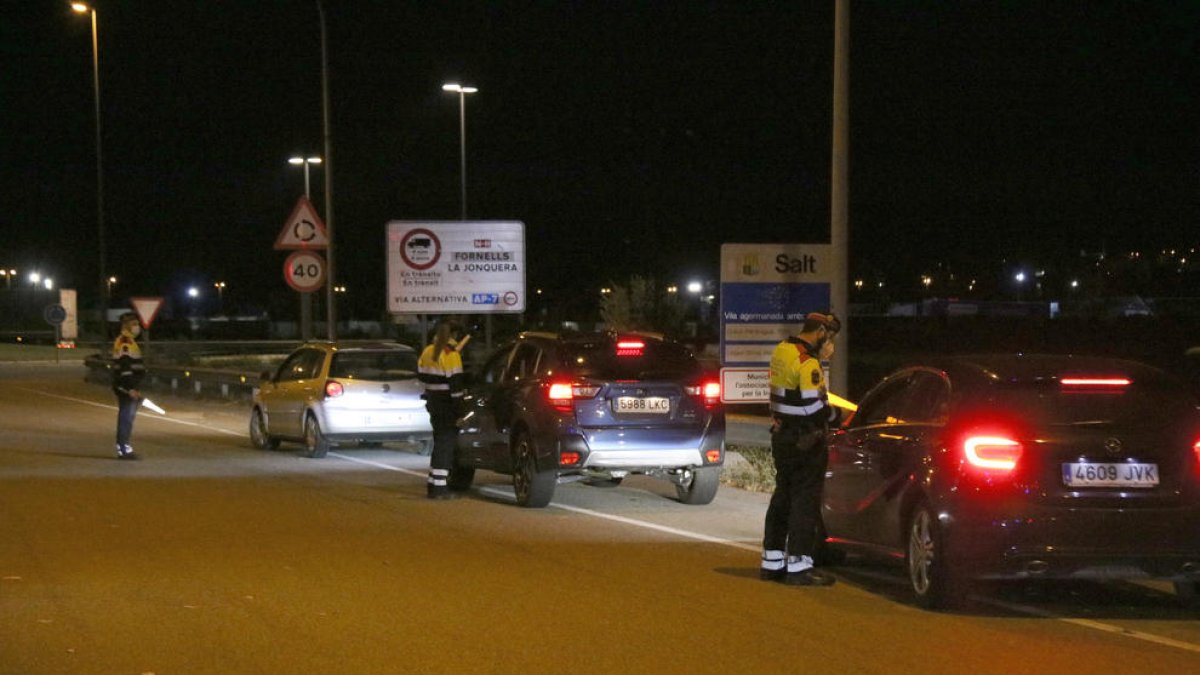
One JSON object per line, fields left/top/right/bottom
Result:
{"left": 112, "top": 312, "right": 146, "bottom": 460}
{"left": 417, "top": 319, "right": 467, "bottom": 499}
{"left": 760, "top": 311, "right": 842, "bottom": 585}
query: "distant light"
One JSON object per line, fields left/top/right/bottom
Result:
{"left": 1070, "top": 280, "right": 1080, "bottom": 289}
{"left": 666, "top": 285, "right": 678, "bottom": 294}
{"left": 71, "top": 3, "right": 90, "bottom": 13}
{"left": 43, "top": 278, "right": 54, "bottom": 290}
{"left": 687, "top": 281, "right": 702, "bottom": 294}
{"left": 188, "top": 287, "right": 199, "bottom": 298}
{"left": 288, "top": 157, "right": 304, "bottom": 165}
{"left": 28, "top": 272, "right": 40, "bottom": 284}
{"left": 442, "top": 83, "right": 478, "bottom": 94}
{"left": 108, "top": 276, "right": 117, "bottom": 284}
{"left": 1014, "top": 272, "right": 1026, "bottom": 283}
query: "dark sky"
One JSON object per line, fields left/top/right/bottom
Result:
{"left": 2, "top": 1, "right": 1198, "bottom": 317}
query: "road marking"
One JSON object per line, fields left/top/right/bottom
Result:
{"left": 14, "top": 388, "right": 1200, "bottom": 655}
{"left": 15, "top": 388, "right": 242, "bottom": 437}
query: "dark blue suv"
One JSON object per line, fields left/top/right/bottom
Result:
{"left": 449, "top": 331, "right": 726, "bottom": 507}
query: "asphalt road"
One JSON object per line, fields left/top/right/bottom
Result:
{"left": 2, "top": 362, "right": 1198, "bottom": 674}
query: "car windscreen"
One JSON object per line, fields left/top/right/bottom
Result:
{"left": 987, "top": 380, "right": 1197, "bottom": 429}
{"left": 559, "top": 342, "right": 703, "bottom": 381}
{"left": 329, "top": 351, "right": 418, "bottom": 381}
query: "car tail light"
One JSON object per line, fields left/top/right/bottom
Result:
{"left": 705, "top": 448, "right": 722, "bottom": 464}
{"left": 546, "top": 382, "right": 600, "bottom": 413}
{"left": 685, "top": 380, "right": 721, "bottom": 408}
{"left": 560, "top": 451, "right": 582, "bottom": 466}
{"left": 1193, "top": 438, "right": 1200, "bottom": 474}
{"left": 963, "top": 435, "right": 1023, "bottom": 471}
{"left": 324, "top": 380, "right": 344, "bottom": 398}
{"left": 616, "top": 339, "right": 645, "bottom": 357}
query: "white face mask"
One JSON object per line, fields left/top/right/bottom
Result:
{"left": 128, "top": 323, "right": 142, "bottom": 337}
{"left": 818, "top": 337, "right": 835, "bottom": 361}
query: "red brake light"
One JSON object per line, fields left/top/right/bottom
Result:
{"left": 963, "top": 435, "right": 1022, "bottom": 471}
{"left": 560, "top": 451, "right": 582, "bottom": 466}
{"left": 546, "top": 382, "right": 600, "bottom": 413}
{"left": 616, "top": 339, "right": 645, "bottom": 357}
{"left": 1061, "top": 377, "right": 1131, "bottom": 392}
{"left": 685, "top": 380, "right": 721, "bottom": 408}
{"left": 324, "top": 380, "right": 344, "bottom": 398}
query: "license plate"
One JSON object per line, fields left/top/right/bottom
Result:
{"left": 1062, "top": 462, "right": 1159, "bottom": 488}
{"left": 614, "top": 396, "right": 670, "bottom": 414}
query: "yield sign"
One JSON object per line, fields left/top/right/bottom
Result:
{"left": 275, "top": 196, "right": 329, "bottom": 250}
{"left": 130, "top": 297, "right": 165, "bottom": 328}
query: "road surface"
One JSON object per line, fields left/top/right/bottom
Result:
{"left": 1, "top": 362, "right": 1197, "bottom": 674}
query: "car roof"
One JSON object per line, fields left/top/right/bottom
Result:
{"left": 926, "top": 353, "right": 1171, "bottom": 387}
{"left": 300, "top": 341, "right": 416, "bottom": 353}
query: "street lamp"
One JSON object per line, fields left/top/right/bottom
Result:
{"left": 214, "top": 281, "right": 226, "bottom": 313}
{"left": 442, "top": 82, "right": 478, "bottom": 220}
{"left": 71, "top": 3, "right": 106, "bottom": 324}
{"left": 28, "top": 272, "right": 41, "bottom": 286}
{"left": 0, "top": 269, "right": 15, "bottom": 290}
{"left": 106, "top": 275, "right": 117, "bottom": 296}
{"left": 288, "top": 156, "right": 322, "bottom": 198}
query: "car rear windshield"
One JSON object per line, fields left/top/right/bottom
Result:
{"left": 989, "top": 380, "right": 1196, "bottom": 429}
{"left": 329, "top": 351, "right": 418, "bottom": 381}
{"left": 559, "top": 341, "right": 703, "bottom": 381}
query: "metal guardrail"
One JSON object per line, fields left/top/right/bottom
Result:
{"left": 84, "top": 353, "right": 261, "bottom": 402}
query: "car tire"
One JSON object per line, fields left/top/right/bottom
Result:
{"left": 448, "top": 464, "right": 475, "bottom": 492}
{"left": 303, "top": 414, "right": 330, "bottom": 459}
{"left": 906, "top": 502, "right": 968, "bottom": 610}
{"left": 512, "top": 433, "right": 555, "bottom": 508}
{"left": 675, "top": 466, "right": 720, "bottom": 505}
{"left": 249, "top": 407, "right": 280, "bottom": 450}
{"left": 1175, "top": 580, "right": 1200, "bottom": 609}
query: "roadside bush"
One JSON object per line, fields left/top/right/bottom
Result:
{"left": 722, "top": 444, "right": 775, "bottom": 492}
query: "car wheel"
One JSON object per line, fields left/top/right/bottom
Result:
{"left": 249, "top": 407, "right": 280, "bottom": 450}
{"left": 675, "top": 466, "right": 720, "bottom": 505}
{"left": 303, "top": 414, "right": 330, "bottom": 459}
{"left": 512, "top": 433, "right": 555, "bottom": 508}
{"left": 1175, "top": 580, "right": 1200, "bottom": 609}
{"left": 448, "top": 464, "right": 475, "bottom": 492}
{"left": 906, "top": 503, "right": 967, "bottom": 610}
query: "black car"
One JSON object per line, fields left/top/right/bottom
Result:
{"left": 450, "top": 331, "right": 726, "bottom": 507}
{"left": 823, "top": 354, "right": 1200, "bottom": 609}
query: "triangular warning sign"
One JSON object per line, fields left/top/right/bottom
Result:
{"left": 275, "top": 196, "right": 329, "bottom": 250}
{"left": 130, "top": 297, "right": 165, "bottom": 329}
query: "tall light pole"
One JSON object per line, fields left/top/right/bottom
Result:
{"left": 442, "top": 83, "right": 477, "bottom": 220}
{"left": 71, "top": 3, "right": 106, "bottom": 333}
{"left": 318, "top": 0, "right": 337, "bottom": 341}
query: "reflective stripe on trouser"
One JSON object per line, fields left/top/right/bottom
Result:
{"left": 762, "top": 430, "right": 829, "bottom": 558}
{"left": 427, "top": 468, "right": 448, "bottom": 487}
{"left": 761, "top": 549, "right": 785, "bottom": 572}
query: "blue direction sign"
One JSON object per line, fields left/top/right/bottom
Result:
{"left": 43, "top": 303, "right": 67, "bottom": 326}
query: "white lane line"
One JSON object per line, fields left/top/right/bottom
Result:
{"left": 16, "top": 387, "right": 243, "bottom": 437}
{"left": 18, "top": 392, "right": 1200, "bottom": 655}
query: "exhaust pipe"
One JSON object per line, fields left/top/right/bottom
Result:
{"left": 1025, "top": 560, "right": 1050, "bottom": 576}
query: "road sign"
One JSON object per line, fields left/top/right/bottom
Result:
{"left": 43, "top": 304, "right": 67, "bottom": 325}
{"left": 284, "top": 250, "right": 326, "bottom": 293}
{"left": 386, "top": 221, "right": 526, "bottom": 314}
{"left": 130, "top": 297, "right": 165, "bottom": 328}
{"left": 275, "top": 196, "right": 329, "bottom": 250}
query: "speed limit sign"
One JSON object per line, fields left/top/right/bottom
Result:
{"left": 283, "top": 250, "right": 326, "bottom": 292}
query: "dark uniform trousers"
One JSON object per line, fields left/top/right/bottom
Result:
{"left": 115, "top": 391, "right": 140, "bottom": 447}
{"left": 425, "top": 392, "right": 458, "bottom": 475}
{"left": 762, "top": 422, "right": 828, "bottom": 558}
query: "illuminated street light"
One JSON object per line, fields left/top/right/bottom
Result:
{"left": 288, "top": 156, "right": 322, "bottom": 198}
{"left": 0, "top": 268, "right": 15, "bottom": 290}
{"left": 43, "top": 278, "right": 55, "bottom": 290}
{"left": 188, "top": 287, "right": 199, "bottom": 299}
{"left": 442, "top": 82, "right": 478, "bottom": 220}
{"left": 666, "top": 285, "right": 678, "bottom": 294}
{"left": 71, "top": 3, "right": 107, "bottom": 319}
{"left": 687, "top": 281, "right": 703, "bottom": 294}
{"left": 214, "top": 281, "right": 226, "bottom": 313}
{"left": 106, "top": 275, "right": 117, "bottom": 296}
{"left": 29, "top": 272, "right": 41, "bottom": 286}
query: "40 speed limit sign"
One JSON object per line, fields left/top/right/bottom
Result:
{"left": 283, "top": 250, "right": 326, "bottom": 293}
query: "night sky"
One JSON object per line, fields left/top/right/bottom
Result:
{"left": 3, "top": 2, "right": 1198, "bottom": 318}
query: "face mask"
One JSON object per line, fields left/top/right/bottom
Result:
{"left": 129, "top": 324, "right": 142, "bottom": 337}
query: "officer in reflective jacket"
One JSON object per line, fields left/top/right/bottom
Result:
{"left": 417, "top": 319, "right": 466, "bottom": 499}
{"left": 761, "top": 312, "right": 842, "bottom": 586}
{"left": 112, "top": 312, "right": 146, "bottom": 460}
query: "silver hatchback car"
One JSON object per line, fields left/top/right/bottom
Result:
{"left": 249, "top": 341, "right": 433, "bottom": 457}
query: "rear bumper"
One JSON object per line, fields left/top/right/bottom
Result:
{"left": 942, "top": 500, "right": 1200, "bottom": 581}
{"left": 557, "top": 418, "right": 726, "bottom": 471}
{"left": 317, "top": 406, "right": 432, "bottom": 438}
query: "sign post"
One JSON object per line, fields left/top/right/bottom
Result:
{"left": 43, "top": 303, "right": 66, "bottom": 364}
{"left": 276, "top": 196, "right": 329, "bottom": 340}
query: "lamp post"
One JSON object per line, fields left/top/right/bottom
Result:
{"left": 71, "top": 3, "right": 106, "bottom": 331}
{"left": 288, "top": 156, "right": 322, "bottom": 198}
{"left": 287, "top": 156, "right": 322, "bottom": 339}
{"left": 442, "top": 83, "right": 478, "bottom": 220}
{"left": 214, "top": 281, "right": 226, "bottom": 314}
{"left": 0, "top": 269, "right": 15, "bottom": 290}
